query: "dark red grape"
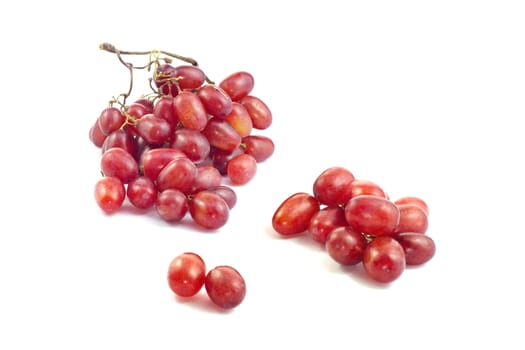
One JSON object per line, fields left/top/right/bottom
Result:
{"left": 157, "top": 157, "right": 197, "bottom": 194}
{"left": 363, "top": 236, "right": 406, "bottom": 283}
{"left": 307, "top": 206, "right": 347, "bottom": 244}
{"left": 395, "top": 232, "right": 435, "bottom": 265}
{"left": 202, "top": 118, "right": 242, "bottom": 152}
{"left": 241, "top": 135, "right": 275, "bottom": 162}
{"left": 197, "top": 84, "right": 233, "bottom": 118}
{"left": 188, "top": 190, "right": 229, "bottom": 230}
{"left": 206, "top": 185, "right": 237, "bottom": 209}
{"left": 156, "top": 189, "right": 189, "bottom": 222}
{"left": 205, "top": 265, "right": 246, "bottom": 309}
{"left": 170, "top": 128, "right": 211, "bottom": 163}
{"left": 101, "top": 129, "right": 137, "bottom": 156}
{"left": 98, "top": 107, "right": 125, "bottom": 135}
{"left": 89, "top": 118, "right": 107, "bottom": 148}
{"left": 326, "top": 226, "right": 368, "bottom": 265}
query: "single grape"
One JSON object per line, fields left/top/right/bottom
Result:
{"left": 219, "top": 71, "right": 254, "bottom": 101}
{"left": 344, "top": 195, "right": 400, "bottom": 236}
{"left": 239, "top": 95, "right": 272, "bottom": 130}
{"left": 153, "top": 96, "right": 179, "bottom": 129}
{"left": 395, "top": 232, "right": 435, "bottom": 265}
{"left": 202, "top": 117, "right": 242, "bottom": 152}
{"left": 363, "top": 236, "right": 406, "bottom": 283}
{"left": 101, "top": 129, "right": 137, "bottom": 156}
{"left": 394, "top": 204, "right": 429, "bottom": 234}
{"left": 173, "top": 90, "right": 208, "bottom": 131}
{"left": 100, "top": 147, "right": 139, "bottom": 184}
{"left": 157, "top": 157, "right": 197, "bottom": 194}
{"left": 124, "top": 102, "right": 151, "bottom": 137}
{"left": 98, "top": 107, "right": 125, "bottom": 136}
{"left": 197, "top": 84, "right": 233, "bottom": 118}
{"left": 394, "top": 196, "right": 429, "bottom": 216}
{"left": 126, "top": 176, "right": 157, "bottom": 209}
{"left": 188, "top": 190, "right": 230, "bottom": 230}
{"left": 326, "top": 226, "right": 368, "bottom": 265}
{"left": 348, "top": 179, "right": 386, "bottom": 199}
{"left": 133, "top": 98, "right": 154, "bottom": 114}
{"left": 191, "top": 165, "right": 222, "bottom": 193}
{"left": 307, "top": 206, "right": 347, "bottom": 244}
{"left": 171, "top": 65, "right": 206, "bottom": 90}
{"left": 170, "top": 128, "right": 211, "bottom": 163}
{"left": 156, "top": 189, "right": 189, "bottom": 222}
{"left": 241, "top": 135, "right": 275, "bottom": 162}
{"left": 226, "top": 153, "right": 257, "bottom": 185}
{"left": 272, "top": 192, "right": 320, "bottom": 236}
{"left": 313, "top": 166, "right": 355, "bottom": 206}
{"left": 94, "top": 176, "right": 126, "bottom": 214}
{"left": 206, "top": 185, "right": 237, "bottom": 209}
{"left": 223, "top": 102, "right": 253, "bottom": 138}
{"left": 167, "top": 252, "right": 206, "bottom": 297}
{"left": 89, "top": 118, "right": 107, "bottom": 148}
{"left": 205, "top": 265, "right": 246, "bottom": 309}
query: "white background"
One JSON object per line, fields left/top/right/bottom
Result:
{"left": 1, "top": 0, "right": 524, "bottom": 349}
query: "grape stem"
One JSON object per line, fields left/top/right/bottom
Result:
{"left": 99, "top": 42, "right": 199, "bottom": 66}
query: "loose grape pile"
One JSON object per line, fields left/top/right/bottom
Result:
{"left": 89, "top": 43, "right": 274, "bottom": 230}
{"left": 167, "top": 252, "right": 246, "bottom": 309}
{"left": 272, "top": 166, "right": 436, "bottom": 283}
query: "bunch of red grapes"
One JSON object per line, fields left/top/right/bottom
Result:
{"left": 89, "top": 43, "right": 275, "bottom": 230}
{"left": 167, "top": 252, "right": 246, "bottom": 309}
{"left": 272, "top": 166, "right": 436, "bottom": 283}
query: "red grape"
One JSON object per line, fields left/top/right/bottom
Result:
{"left": 205, "top": 265, "right": 246, "bottom": 309}
{"left": 101, "top": 129, "right": 137, "bottom": 156}
{"left": 98, "top": 107, "right": 125, "bottom": 135}
{"left": 94, "top": 176, "right": 126, "bottom": 214}
{"left": 394, "top": 204, "right": 429, "bottom": 234}
{"left": 219, "top": 71, "right": 254, "bottom": 101}
{"left": 348, "top": 179, "right": 386, "bottom": 199}
{"left": 395, "top": 232, "right": 435, "bottom": 265}
{"left": 223, "top": 102, "right": 253, "bottom": 138}
{"left": 313, "top": 166, "right": 355, "bottom": 206}
{"left": 89, "top": 118, "right": 107, "bottom": 148}
{"left": 345, "top": 195, "right": 400, "bottom": 237}
{"left": 141, "top": 148, "right": 186, "bottom": 181}
{"left": 197, "top": 84, "right": 233, "bottom": 118}
{"left": 167, "top": 252, "right": 206, "bottom": 297}
{"left": 126, "top": 176, "right": 157, "bottom": 209}
{"left": 203, "top": 118, "right": 242, "bottom": 152}
{"left": 226, "top": 153, "right": 257, "bottom": 185}
{"left": 272, "top": 192, "right": 320, "bottom": 236}
{"left": 394, "top": 196, "right": 429, "bottom": 216}
{"left": 171, "top": 65, "right": 206, "bottom": 90}
{"left": 170, "top": 128, "right": 211, "bottom": 163}
{"left": 210, "top": 146, "right": 244, "bottom": 175}
{"left": 157, "top": 157, "right": 197, "bottom": 194}
{"left": 363, "top": 236, "right": 406, "bottom": 283}
{"left": 206, "top": 185, "right": 237, "bottom": 209}
{"left": 191, "top": 165, "right": 222, "bottom": 193}
{"left": 173, "top": 90, "right": 208, "bottom": 131}
{"left": 326, "top": 226, "right": 368, "bottom": 265}
{"left": 154, "top": 63, "right": 180, "bottom": 96}
{"left": 156, "top": 189, "right": 189, "bottom": 222}
{"left": 189, "top": 190, "right": 230, "bottom": 230}
{"left": 153, "top": 96, "right": 178, "bottom": 128}
{"left": 100, "top": 147, "right": 139, "bottom": 184}
{"left": 136, "top": 114, "right": 172, "bottom": 146}
{"left": 307, "top": 206, "right": 347, "bottom": 244}
{"left": 239, "top": 95, "right": 272, "bottom": 130}
{"left": 241, "top": 135, "right": 275, "bottom": 162}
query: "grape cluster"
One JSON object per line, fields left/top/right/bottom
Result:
{"left": 167, "top": 252, "right": 246, "bottom": 309}
{"left": 272, "top": 166, "right": 436, "bottom": 283}
{"left": 89, "top": 43, "right": 274, "bottom": 230}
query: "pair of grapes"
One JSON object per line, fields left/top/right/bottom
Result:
{"left": 90, "top": 45, "right": 275, "bottom": 230}
{"left": 272, "top": 166, "right": 436, "bottom": 283}
{"left": 167, "top": 252, "right": 246, "bottom": 309}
